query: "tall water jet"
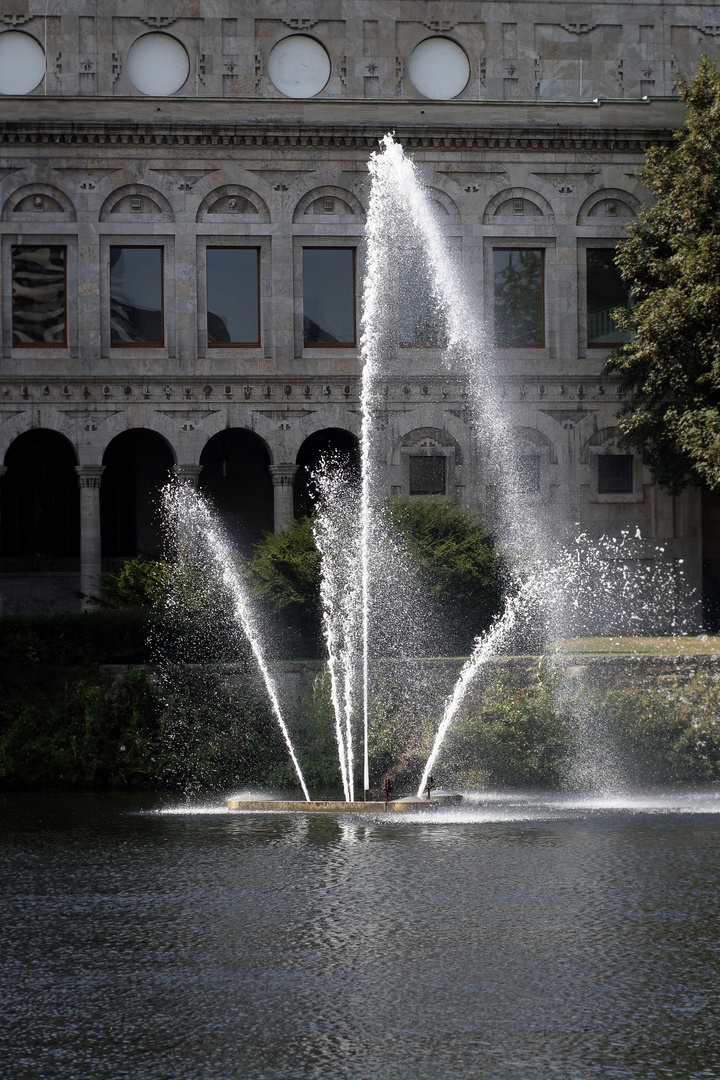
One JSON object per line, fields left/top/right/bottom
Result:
{"left": 163, "top": 481, "right": 311, "bottom": 802}
{"left": 313, "top": 461, "right": 361, "bottom": 802}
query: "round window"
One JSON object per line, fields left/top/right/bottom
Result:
{"left": 0, "top": 32, "right": 45, "bottom": 95}
{"left": 268, "top": 35, "right": 331, "bottom": 98}
{"left": 408, "top": 38, "right": 470, "bottom": 100}
{"left": 126, "top": 33, "right": 190, "bottom": 96}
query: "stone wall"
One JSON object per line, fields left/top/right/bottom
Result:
{"left": 0, "top": 0, "right": 716, "bottom": 624}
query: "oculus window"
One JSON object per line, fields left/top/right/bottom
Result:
{"left": 586, "top": 248, "right": 632, "bottom": 346}
{"left": 12, "top": 245, "right": 66, "bottom": 346}
{"left": 268, "top": 36, "right": 331, "bottom": 98}
{"left": 126, "top": 33, "right": 189, "bottom": 96}
{"left": 0, "top": 32, "right": 45, "bottom": 95}
{"left": 493, "top": 249, "right": 545, "bottom": 347}
{"left": 409, "top": 456, "right": 446, "bottom": 496}
{"left": 303, "top": 248, "right": 356, "bottom": 347}
{"left": 206, "top": 248, "right": 260, "bottom": 347}
{"left": 110, "top": 246, "right": 164, "bottom": 346}
{"left": 598, "top": 454, "right": 634, "bottom": 495}
{"left": 407, "top": 38, "right": 470, "bottom": 100}
{"left": 399, "top": 252, "right": 447, "bottom": 347}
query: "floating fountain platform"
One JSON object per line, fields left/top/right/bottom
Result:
{"left": 227, "top": 793, "right": 463, "bottom": 813}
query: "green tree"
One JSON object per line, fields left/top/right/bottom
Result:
{"left": 606, "top": 56, "right": 720, "bottom": 491}
{"left": 383, "top": 496, "right": 506, "bottom": 650}
{"left": 250, "top": 516, "right": 323, "bottom": 655}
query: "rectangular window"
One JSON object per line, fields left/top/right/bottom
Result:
{"left": 110, "top": 246, "right": 163, "bottom": 346}
{"left": 206, "top": 247, "right": 260, "bottom": 347}
{"left": 303, "top": 247, "right": 356, "bottom": 347}
{"left": 515, "top": 453, "right": 541, "bottom": 495}
{"left": 409, "top": 456, "right": 446, "bottom": 496}
{"left": 12, "top": 245, "right": 66, "bottom": 346}
{"left": 398, "top": 251, "right": 447, "bottom": 347}
{"left": 598, "top": 454, "right": 634, "bottom": 494}
{"left": 586, "top": 248, "right": 631, "bottom": 346}
{"left": 493, "top": 248, "right": 544, "bottom": 347}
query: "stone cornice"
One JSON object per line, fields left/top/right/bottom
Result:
{"left": 0, "top": 119, "right": 677, "bottom": 154}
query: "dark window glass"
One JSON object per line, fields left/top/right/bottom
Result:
{"left": 12, "top": 245, "right": 66, "bottom": 346}
{"left": 409, "top": 456, "right": 446, "bottom": 495}
{"left": 598, "top": 454, "right": 634, "bottom": 494}
{"left": 493, "top": 248, "right": 544, "bottom": 347}
{"left": 303, "top": 248, "right": 355, "bottom": 346}
{"left": 586, "top": 248, "right": 632, "bottom": 346}
{"left": 206, "top": 247, "right": 260, "bottom": 347}
{"left": 515, "top": 453, "right": 541, "bottom": 494}
{"left": 398, "top": 251, "right": 447, "bottom": 347}
{"left": 110, "top": 246, "right": 163, "bottom": 346}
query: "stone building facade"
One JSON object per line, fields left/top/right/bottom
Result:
{"left": 0, "top": 0, "right": 718, "bottom": 624}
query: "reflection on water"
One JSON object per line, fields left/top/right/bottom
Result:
{"left": 2, "top": 791, "right": 720, "bottom": 1079}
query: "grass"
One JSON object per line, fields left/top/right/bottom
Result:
{"left": 551, "top": 636, "right": 720, "bottom": 656}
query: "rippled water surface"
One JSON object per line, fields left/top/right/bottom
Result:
{"left": 3, "top": 791, "right": 720, "bottom": 1080}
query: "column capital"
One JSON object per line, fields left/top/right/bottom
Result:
{"left": 268, "top": 463, "right": 298, "bottom": 488}
{"left": 172, "top": 464, "right": 203, "bottom": 488}
{"left": 0, "top": 465, "right": 7, "bottom": 480}
{"left": 75, "top": 465, "right": 105, "bottom": 489}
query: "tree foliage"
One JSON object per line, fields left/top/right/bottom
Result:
{"left": 248, "top": 499, "right": 506, "bottom": 657}
{"left": 606, "top": 56, "right": 720, "bottom": 491}
{"left": 382, "top": 496, "right": 505, "bottom": 649}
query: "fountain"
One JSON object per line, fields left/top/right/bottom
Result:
{"left": 160, "top": 135, "right": 699, "bottom": 812}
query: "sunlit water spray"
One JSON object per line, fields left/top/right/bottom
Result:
{"left": 360, "top": 135, "right": 693, "bottom": 795}
{"left": 163, "top": 482, "right": 311, "bottom": 802}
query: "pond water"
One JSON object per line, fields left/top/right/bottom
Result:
{"left": 2, "top": 790, "right": 720, "bottom": 1080}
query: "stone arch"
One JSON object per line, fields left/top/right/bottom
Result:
{"left": 293, "top": 185, "right": 366, "bottom": 222}
{"left": 2, "top": 183, "right": 76, "bottom": 222}
{"left": 581, "top": 424, "right": 620, "bottom": 463}
{"left": 94, "top": 411, "right": 179, "bottom": 466}
{"left": 195, "top": 185, "right": 270, "bottom": 223}
{"left": 425, "top": 186, "right": 461, "bottom": 224}
{"left": 512, "top": 424, "right": 558, "bottom": 464}
{"left": 392, "top": 426, "right": 463, "bottom": 466}
{"left": 483, "top": 187, "right": 554, "bottom": 224}
{"left": 0, "top": 409, "right": 79, "bottom": 464}
{"left": 100, "top": 428, "right": 175, "bottom": 559}
{"left": 293, "top": 427, "right": 360, "bottom": 518}
{"left": 392, "top": 425, "right": 462, "bottom": 498}
{"left": 1, "top": 428, "right": 80, "bottom": 564}
{"left": 577, "top": 189, "right": 641, "bottom": 225}
{"left": 99, "top": 184, "right": 174, "bottom": 222}
{"left": 198, "top": 427, "right": 274, "bottom": 548}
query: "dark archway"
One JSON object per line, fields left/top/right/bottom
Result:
{"left": 294, "top": 428, "right": 360, "bottom": 518}
{"left": 1, "top": 429, "right": 79, "bottom": 569}
{"left": 101, "top": 429, "right": 174, "bottom": 560}
{"left": 199, "top": 428, "right": 273, "bottom": 550}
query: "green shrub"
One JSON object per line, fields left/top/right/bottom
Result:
{"left": 157, "top": 666, "right": 293, "bottom": 793}
{"left": 382, "top": 497, "right": 506, "bottom": 651}
{"left": 444, "top": 678, "right": 572, "bottom": 788}
{"left": 0, "top": 667, "right": 160, "bottom": 788}
{"left": 0, "top": 610, "right": 153, "bottom": 666}
{"left": 98, "top": 556, "right": 172, "bottom": 610}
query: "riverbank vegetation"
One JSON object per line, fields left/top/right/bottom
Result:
{"left": 1, "top": 638, "right": 719, "bottom": 792}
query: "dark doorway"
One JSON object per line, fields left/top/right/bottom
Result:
{"left": 101, "top": 429, "right": 174, "bottom": 560}
{"left": 1, "top": 429, "right": 79, "bottom": 569}
{"left": 294, "top": 428, "right": 360, "bottom": 519}
{"left": 199, "top": 429, "right": 273, "bottom": 550}
{"left": 702, "top": 488, "right": 720, "bottom": 630}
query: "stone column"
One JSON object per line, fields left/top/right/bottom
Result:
{"left": 172, "top": 464, "right": 203, "bottom": 488}
{"left": 0, "top": 466, "right": 6, "bottom": 563}
{"left": 269, "top": 464, "right": 298, "bottom": 533}
{"left": 75, "top": 465, "right": 104, "bottom": 611}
